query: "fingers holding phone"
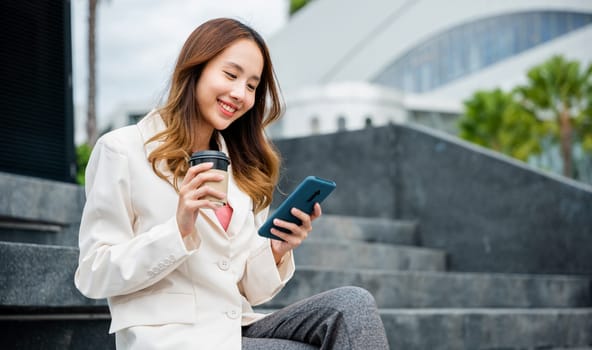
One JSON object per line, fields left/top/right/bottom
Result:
{"left": 258, "top": 176, "right": 335, "bottom": 241}
{"left": 270, "top": 203, "right": 322, "bottom": 258}
{"left": 260, "top": 176, "right": 334, "bottom": 263}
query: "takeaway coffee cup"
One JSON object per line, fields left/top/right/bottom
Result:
{"left": 189, "top": 150, "right": 230, "bottom": 206}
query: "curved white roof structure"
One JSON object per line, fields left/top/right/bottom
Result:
{"left": 268, "top": 0, "right": 592, "bottom": 138}
{"left": 270, "top": 0, "right": 592, "bottom": 95}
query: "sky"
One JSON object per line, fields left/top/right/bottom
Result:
{"left": 71, "top": 0, "right": 289, "bottom": 144}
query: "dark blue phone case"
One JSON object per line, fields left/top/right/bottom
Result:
{"left": 258, "top": 176, "right": 336, "bottom": 241}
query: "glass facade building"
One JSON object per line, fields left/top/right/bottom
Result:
{"left": 373, "top": 11, "right": 592, "bottom": 93}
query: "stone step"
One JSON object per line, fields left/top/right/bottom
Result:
{"left": 1, "top": 309, "right": 591, "bottom": 350}
{"left": 2, "top": 241, "right": 590, "bottom": 350}
{"left": 0, "top": 241, "right": 104, "bottom": 309}
{"left": 263, "top": 268, "right": 592, "bottom": 309}
{"left": 0, "top": 316, "right": 114, "bottom": 349}
{"left": 379, "top": 308, "right": 592, "bottom": 350}
{"left": 2, "top": 242, "right": 589, "bottom": 311}
{"left": 312, "top": 214, "right": 418, "bottom": 245}
{"left": 0, "top": 172, "right": 84, "bottom": 225}
{"left": 296, "top": 238, "right": 446, "bottom": 271}
{"left": 0, "top": 222, "right": 79, "bottom": 247}
{"left": 0, "top": 215, "right": 417, "bottom": 250}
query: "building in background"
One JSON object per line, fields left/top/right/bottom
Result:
{"left": 268, "top": 0, "right": 592, "bottom": 138}
{"left": 95, "top": 101, "right": 153, "bottom": 137}
{"left": 269, "top": 82, "right": 405, "bottom": 137}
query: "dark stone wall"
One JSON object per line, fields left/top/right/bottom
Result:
{"left": 272, "top": 127, "right": 399, "bottom": 218}
{"left": 273, "top": 124, "right": 592, "bottom": 275}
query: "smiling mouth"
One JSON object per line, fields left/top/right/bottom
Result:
{"left": 218, "top": 100, "right": 237, "bottom": 114}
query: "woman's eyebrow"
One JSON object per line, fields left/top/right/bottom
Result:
{"left": 224, "top": 61, "right": 260, "bottom": 81}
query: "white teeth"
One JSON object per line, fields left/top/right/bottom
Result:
{"left": 220, "top": 101, "right": 236, "bottom": 113}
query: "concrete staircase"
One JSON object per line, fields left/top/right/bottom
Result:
{"left": 1, "top": 170, "right": 591, "bottom": 349}
{"left": 260, "top": 214, "right": 592, "bottom": 349}
{"left": 0, "top": 172, "right": 114, "bottom": 349}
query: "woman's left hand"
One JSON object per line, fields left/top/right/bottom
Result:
{"left": 269, "top": 203, "right": 322, "bottom": 264}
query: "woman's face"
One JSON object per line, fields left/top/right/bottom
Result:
{"left": 196, "top": 38, "right": 264, "bottom": 132}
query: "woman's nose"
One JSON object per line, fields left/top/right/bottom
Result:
{"left": 229, "top": 83, "right": 246, "bottom": 101}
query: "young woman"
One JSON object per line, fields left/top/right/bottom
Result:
{"left": 75, "top": 18, "right": 389, "bottom": 350}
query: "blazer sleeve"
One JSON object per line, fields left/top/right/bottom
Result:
{"left": 238, "top": 207, "right": 296, "bottom": 306}
{"left": 74, "top": 135, "right": 200, "bottom": 299}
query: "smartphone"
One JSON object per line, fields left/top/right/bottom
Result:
{"left": 258, "top": 176, "right": 336, "bottom": 241}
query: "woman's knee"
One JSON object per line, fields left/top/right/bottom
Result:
{"left": 325, "top": 286, "right": 378, "bottom": 311}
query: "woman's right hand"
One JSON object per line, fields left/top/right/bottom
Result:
{"left": 177, "top": 162, "right": 226, "bottom": 238}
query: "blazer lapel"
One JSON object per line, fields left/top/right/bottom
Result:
{"left": 225, "top": 167, "right": 252, "bottom": 236}
{"left": 218, "top": 136, "right": 252, "bottom": 237}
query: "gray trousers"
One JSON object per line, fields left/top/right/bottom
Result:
{"left": 242, "top": 286, "right": 390, "bottom": 350}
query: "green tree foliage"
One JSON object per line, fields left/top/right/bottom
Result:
{"left": 579, "top": 78, "right": 592, "bottom": 152}
{"left": 458, "top": 55, "right": 592, "bottom": 179}
{"left": 290, "top": 0, "right": 312, "bottom": 16}
{"left": 76, "top": 143, "right": 92, "bottom": 185}
{"left": 499, "top": 101, "right": 545, "bottom": 161}
{"left": 459, "top": 89, "right": 543, "bottom": 161}
{"left": 459, "top": 89, "right": 512, "bottom": 152}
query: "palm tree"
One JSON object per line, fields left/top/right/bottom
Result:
{"left": 515, "top": 55, "right": 592, "bottom": 178}
{"left": 87, "top": 0, "right": 99, "bottom": 147}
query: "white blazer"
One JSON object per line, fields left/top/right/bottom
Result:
{"left": 74, "top": 110, "right": 295, "bottom": 349}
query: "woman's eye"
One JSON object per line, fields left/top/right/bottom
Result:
{"left": 224, "top": 71, "right": 237, "bottom": 79}
{"left": 247, "top": 84, "right": 256, "bottom": 91}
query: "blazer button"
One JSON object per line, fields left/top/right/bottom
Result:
{"left": 218, "top": 259, "right": 230, "bottom": 271}
{"left": 226, "top": 309, "right": 239, "bottom": 319}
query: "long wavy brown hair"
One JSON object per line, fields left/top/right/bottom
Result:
{"left": 147, "top": 18, "right": 283, "bottom": 213}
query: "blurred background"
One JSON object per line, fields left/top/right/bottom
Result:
{"left": 2, "top": 0, "right": 591, "bottom": 184}
{"left": 70, "top": 0, "right": 289, "bottom": 144}
{"left": 72, "top": 0, "right": 592, "bottom": 186}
